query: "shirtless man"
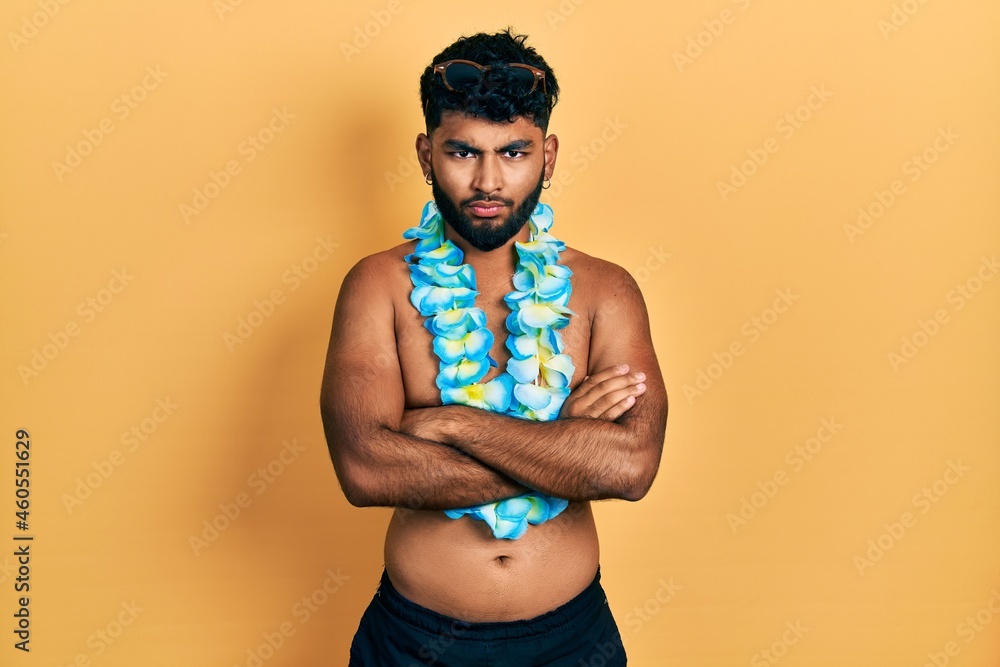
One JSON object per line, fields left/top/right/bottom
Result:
{"left": 320, "top": 28, "right": 667, "bottom": 666}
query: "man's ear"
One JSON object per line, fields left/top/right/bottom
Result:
{"left": 416, "top": 133, "right": 432, "bottom": 179}
{"left": 543, "top": 133, "right": 559, "bottom": 181}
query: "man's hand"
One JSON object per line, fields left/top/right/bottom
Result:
{"left": 559, "top": 364, "right": 647, "bottom": 420}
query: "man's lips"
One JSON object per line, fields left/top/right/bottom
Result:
{"left": 467, "top": 202, "right": 506, "bottom": 217}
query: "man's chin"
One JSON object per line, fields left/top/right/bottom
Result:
{"left": 441, "top": 209, "right": 524, "bottom": 252}
{"left": 460, "top": 227, "right": 522, "bottom": 252}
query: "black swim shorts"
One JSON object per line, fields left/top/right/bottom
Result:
{"left": 348, "top": 565, "right": 627, "bottom": 666}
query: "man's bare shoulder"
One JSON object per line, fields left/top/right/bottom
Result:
{"left": 339, "top": 242, "right": 414, "bottom": 298}
{"left": 562, "top": 246, "right": 640, "bottom": 302}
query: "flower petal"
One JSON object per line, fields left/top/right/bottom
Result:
{"left": 506, "top": 311, "right": 525, "bottom": 335}
{"left": 432, "top": 336, "right": 466, "bottom": 364}
{"left": 536, "top": 275, "right": 570, "bottom": 301}
{"left": 513, "top": 383, "right": 553, "bottom": 410}
{"left": 507, "top": 357, "right": 539, "bottom": 384}
{"left": 512, "top": 269, "right": 534, "bottom": 292}
{"left": 540, "top": 353, "right": 574, "bottom": 388}
{"left": 474, "top": 503, "right": 497, "bottom": 531}
{"left": 524, "top": 496, "right": 550, "bottom": 523}
{"left": 544, "top": 495, "right": 569, "bottom": 518}
{"left": 495, "top": 497, "right": 532, "bottom": 520}
{"left": 492, "top": 516, "right": 528, "bottom": 539}
{"left": 463, "top": 328, "right": 493, "bottom": 361}
{"left": 537, "top": 327, "right": 562, "bottom": 354}
{"left": 481, "top": 374, "right": 515, "bottom": 412}
{"left": 436, "top": 359, "right": 489, "bottom": 389}
{"left": 502, "top": 289, "right": 533, "bottom": 310}
{"left": 533, "top": 387, "right": 570, "bottom": 420}
{"left": 528, "top": 202, "right": 554, "bottom": 234}
{"left": 420, "top": 240, "right": 463, "bottom": 265}
{"left": 505, "top": 334, "right": 538, "bottom": 359}
{"left": 519, "top": 304, "right": 560, "bottom": 329}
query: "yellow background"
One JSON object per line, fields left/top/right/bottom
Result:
{"left": 2, "top": 0, "right": 998, "bottom": 664}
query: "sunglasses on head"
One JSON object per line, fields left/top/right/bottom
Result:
{"left": 432, "top": 59, "right": 547, "bottom": 95}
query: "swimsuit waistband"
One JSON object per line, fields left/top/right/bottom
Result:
{"left": 376, "top": 565, "right": 606, "bottom": 640}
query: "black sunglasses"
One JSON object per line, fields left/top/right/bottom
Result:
{"left": 432, "top": 59, "right": 547, "bottom": 95}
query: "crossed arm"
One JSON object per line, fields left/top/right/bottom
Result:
{"left": 319, "top": 254, "right": 667, "bottom": 510}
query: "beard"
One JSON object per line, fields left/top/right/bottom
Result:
{"left": 430, "top": 170, "right": 545, "bottom": 252}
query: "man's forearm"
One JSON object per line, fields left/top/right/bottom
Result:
{"left": 404, "top": 404, "right": 663, "bottom": 502}
{"left": 336, "top": 426, "right": 532, "bottom": 510}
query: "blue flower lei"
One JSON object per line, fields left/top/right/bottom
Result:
{"left": 403, "top": 200, "right": 574, "bottom": 539}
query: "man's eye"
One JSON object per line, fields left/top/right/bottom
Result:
{"left": 453, "top": 151, "right": 473, "bottom": 158}
{"left": 505, "top": 151, "right": 524, "bottom": 158}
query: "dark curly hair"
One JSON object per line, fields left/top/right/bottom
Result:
{"left": 419, "top": 27, "right": 560, "bottom": 134}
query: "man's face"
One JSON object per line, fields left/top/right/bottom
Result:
{"left": 418, "top": 111, "right": 557, "bottom": 253}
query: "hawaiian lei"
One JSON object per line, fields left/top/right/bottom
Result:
{"left": 403, "top": 200, "right": 574, "bottom": 539}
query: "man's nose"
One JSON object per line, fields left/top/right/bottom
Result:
{"left": 471, "top": 155, "right": 502, "bottom": 194}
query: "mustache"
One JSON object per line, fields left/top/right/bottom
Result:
{"left": 460, "top": 193, "right": 514, "bottom": 207}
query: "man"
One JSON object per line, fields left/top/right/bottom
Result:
{"left": 320, "top": 28, "right": 667, "bottom": 666}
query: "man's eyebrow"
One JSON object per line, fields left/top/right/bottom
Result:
{"left": 441, "top": 138, "right": 535, "bottom": 153}
{"left": 497, "top": 139, "right": 534, "bottom": 152}
{"left": 441, "top": 139, "right": 478, "bottom": 153}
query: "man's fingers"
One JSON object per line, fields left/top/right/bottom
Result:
{"left": 599, "top": 394, "right": 638, "bottom": 421}
{"left": 576, "top": 365, "right": 631, "bottom": 397}
{"left": 564, "top": 381, "right": 646, "bottom": 420}
{"left": 589, "top": 382, "right": 646, "bottom": 415}
{"left": 574, "top": 366, "right": 645, "bottom": 406}
{"left": 560, "top": 364, "right": 647, "bottom": 419}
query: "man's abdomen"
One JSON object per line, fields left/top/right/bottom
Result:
{"left": 383, "top": 500, "right": 600, "bottom": 622}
